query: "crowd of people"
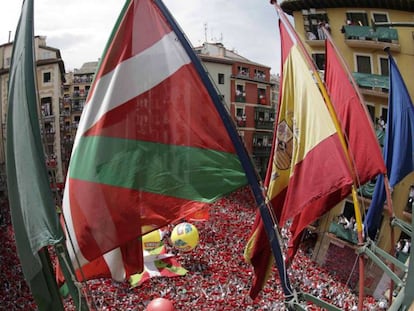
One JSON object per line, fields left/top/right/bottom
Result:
{"left": 2, "top": 188, "right": 388, "bottom": 310}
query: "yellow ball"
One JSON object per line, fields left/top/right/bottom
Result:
{"left": 142, "top": 227, "right": 162, "bottom": 250}
{"left": 170, "top": 222, "right": 199, "bottom": 252}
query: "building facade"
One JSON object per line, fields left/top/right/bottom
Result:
{"left": 61, "top": 62, "right": 97, "bottom": 175}
{"left": 0, "top": 36, "right": 66, "bottom": 195}
{"left": 280, "top": 0, "right": 414, "bottom": 296}
{"left": 195, "top": 42, "right": 277, "bottom": 178}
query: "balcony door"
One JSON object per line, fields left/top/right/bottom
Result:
{"left": 346, "top": 12, "right": 368, "bottom": 26}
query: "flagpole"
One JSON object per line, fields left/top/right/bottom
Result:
{"left": 273, "top": 3, "right": 368, "bottom": 310}
{"left": 154, "top": 0, "right": 294, "bottom": 301}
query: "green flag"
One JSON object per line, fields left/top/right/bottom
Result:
{"left": 6, "top": 0, "right": 64, "bottom": 309}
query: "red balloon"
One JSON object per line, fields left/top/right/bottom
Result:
{"left": 146, "top": 298, "right": 174, "bottom": 311}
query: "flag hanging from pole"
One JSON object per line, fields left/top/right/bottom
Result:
{"left": 62, "top": 0, "right": 247, "bottom": 282}
{"left": 244, "top": 13, "right": 354, "bottom": 298}
{"left": 324, "top": 37, "right": 386, "bottom": 185}
{"left": 6, "top": 0, "right": 64, "bottom": 309}
{"left": 364, "top": 53, "right": 414, "bottom": 240}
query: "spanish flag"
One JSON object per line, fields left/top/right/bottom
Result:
{"left": 245, "top": 11, "right": 354, "bottom": 299}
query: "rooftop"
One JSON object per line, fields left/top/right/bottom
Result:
{"left": 194, "top": 42, "right": 270, "bottom": 69}
{"left": 280, "top": 0, "right": 414, "bottom": 15}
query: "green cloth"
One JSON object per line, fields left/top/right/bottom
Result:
{"left": 6, "top": 1, "right": 63, "bottom": 309}
{"left": 328, "top": 222, "right": 358, "bottom": 244}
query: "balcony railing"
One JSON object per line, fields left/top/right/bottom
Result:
{"left": 252, "top": 145, "right": 272, "bottom": 156}
{"left": 72, "top": 105, "right": 83, "bottom": 112}
{"left": 254, "top": 106, "right": 275, "bottom": 130}
{"left": 343, "top": 25, "right": 398, "bottom": 42}
{"left": 352, "top": 72, "right": 389, "bottom": 90}
{"left": 255, "top": 120, "right": 274, "bottom": 130}
{"left": 235, "top": 94, "right": 246, "bottom": 103}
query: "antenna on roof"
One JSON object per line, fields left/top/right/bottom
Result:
{"left": 204, "top": 23, "right": 208, "bottom": 43}
{"left": 8, "top": 31, "right": 12, "bottom": 43}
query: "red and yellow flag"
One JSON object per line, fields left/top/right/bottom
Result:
{"left": 245, "top": 15, "right": 355, "bottom": 299}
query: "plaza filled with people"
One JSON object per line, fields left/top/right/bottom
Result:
{"left": 1, "top": 188, "right": 385, "bottom": 310}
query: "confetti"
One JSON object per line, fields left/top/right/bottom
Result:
{"left": 1, "top": 189, "right": 384, "bottom": 310}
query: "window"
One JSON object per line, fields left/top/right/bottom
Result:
{"left": 312, "top": 53, "right": 326, "bottom": 70}
{"left": 253, "top": 134, "right": 272, "bottom": 147}
{"left": 257, "top": 88, "right": 266, "bottom": 105}
{"left": 254, "top": 69, "right": 265, "bottom": 81}
{"left": 41, "top": 97, "right": 52, "bottom": 116}
{"left": 235, "top": 84, "right": 246, "bottom": 102}
{"left": 379, "top": 57, "right": 389, "bottom": 76}
{"left": 236, "top": 107, "right": 245, "bottom": 118}
{"left": 73, "top": 86, "right": 80, "bottom": 98}
{"left": 302, "top": 11, "right": 329, "bottom": 40}
{"left": 346, "top": 12, "right": 368, "bottom": 26}
{"left": 256, "top": 110, "right": 274, "bottom": 122}
{"left": 237, "top": 66, "right": 249, "bottom": 77}
{"left": 235, "top": 107, "right": 246, "bottom": 127}
{"left": 381, "top": 107, "right": 388, "bottom": 124}
{"left": 46, "top": 145, "right": 54, "bottom": 155}
{"left": 372, "top": 13, "right": 388, "bottom": 23}
{"left": 366, "top": 104, "right": 375, "bottom": 123}
{"left": 43, "top": 72, "right": 51, "bottom": 83}
{"left": 379, "top": 57, "right": 389, "bottom": 92}
{"left": 356, "top": 55, "right": 372, "bottom": 73}
{"left": 218, "top": 73, "right": 224, "bottom": 84}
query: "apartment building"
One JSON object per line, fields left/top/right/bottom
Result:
{"left": 0, "top": 36, "right": 65, "bottom": 194}
{"left": 195, "top": 42, "right": 277, "bottom": 178}
{"left": 280, "top": 0, "right": 414, "bottom": 296}
{"left": 61, "top": 62, "right": 97, "bottom": 174}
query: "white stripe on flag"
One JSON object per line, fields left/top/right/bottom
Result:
{"left": 73, "top": 31, "right": 191, "bottom": 151}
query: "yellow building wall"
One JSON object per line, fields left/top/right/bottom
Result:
{"left": 290, "top": 6, "right": 414, "bottom": 279}
{"left": 293, "top": 8, "right": 414, "bottom": 101}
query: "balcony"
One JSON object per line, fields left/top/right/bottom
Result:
{"left": 258, "top": 97, "right": 267, "bottom": 105}
{"left": 252, "top": 145, "right": 272, "bottom": 156}
{"left": 254, "top": 107, "right": 275, "bottom": 130}
{"left": 44, "top": 132, "right": 55, "bottom": 143}
{"left": 72, "top": 104, "right": 83, "bottom": 112}
{"left": 72, "top": 91, "right": 88, "bottom": 99}
{"left": 235, "top": 94, "right": 246, "bottom": 103}
{"left": 352, "top": 72, "right": 389, "bottom": 98}
{"left": 343, "top": 26, "right": 400, "bottom": 52}
{"left": 74, "top": 76, "right": 94, "bottom": 84}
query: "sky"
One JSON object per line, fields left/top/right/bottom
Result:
{"left": 0, "top": 0, "right": 283, "bottom": 74}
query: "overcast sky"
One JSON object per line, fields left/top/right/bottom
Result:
{"left": 0, "top": 0, "right": 284, "bottom": 74}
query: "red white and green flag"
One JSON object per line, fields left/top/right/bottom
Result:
{"left": 62, "top": 0, "right": 247, "bottom": 282}
{"left": 129, "top": 245, "right": 187, "bottom": 287}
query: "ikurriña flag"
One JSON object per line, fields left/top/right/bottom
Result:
{"left": 244, "top": 14, "right": 354, "bottom": 299}
{"left": 62, "top": 0, "right": 247, "bottom": 282}
{"left": 364, "top": 53, "right": 414, "bottom": 240}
